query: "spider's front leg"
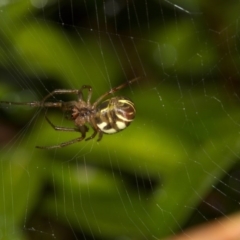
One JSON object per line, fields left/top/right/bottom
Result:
{"left": 41, "top": 89, "right": 79, "bottom": 103}
{"left": 77, "top": 85, "right": 92, "bottom": 104}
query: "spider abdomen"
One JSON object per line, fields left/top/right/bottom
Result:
{"left": 94, "top": 97, "right": 135, "bottom": 134}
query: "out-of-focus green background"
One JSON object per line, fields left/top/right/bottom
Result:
{"left": 0, "top": 0, "right": 240, "bottom": 239}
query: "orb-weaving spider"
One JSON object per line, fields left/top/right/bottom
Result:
{"left": 0, "top": 78, "right": 139, "bottom": 149}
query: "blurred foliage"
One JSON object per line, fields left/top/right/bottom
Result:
{"left": 0, "top": 0, "right": 240, "bottom": 240}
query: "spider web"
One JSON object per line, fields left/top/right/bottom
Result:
{"left": 0, "top": 0, "right": 240, "bottom": 239}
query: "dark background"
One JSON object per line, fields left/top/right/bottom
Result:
{"left": 0, "top": 1, "right": 240, "bottom": 239}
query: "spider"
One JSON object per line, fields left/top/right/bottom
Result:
{"left": 0, "top": 78, "right": 139, "bottom": 149}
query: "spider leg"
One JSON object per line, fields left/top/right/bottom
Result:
{"left": 36, "top": 125, "right": 87, "bottom": 149}
{"left": 42, "top": 89, "right": 80, "bottom": 103}
{"left": 92, "top": 77, "right": 141, "bottom": 108}
{"left": 97, "top": 132, "right": 103, "bottom": 141}
{"left": 85, "top": 128, "right": 98, "bottom": 141}
{"left": 78, "top": 85, "right": 92, "bottom": 104}
{"left": 0, "top": 89, "right": 81, "bottom": 109}
{"left": 36, "top": 135, "right": 86, "bottom": 149}
{"left": 45, "top": 115, "right": 79, "bottom": 132}
{"left": 41, "top": 86, "right": 93, "bottom": 107}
